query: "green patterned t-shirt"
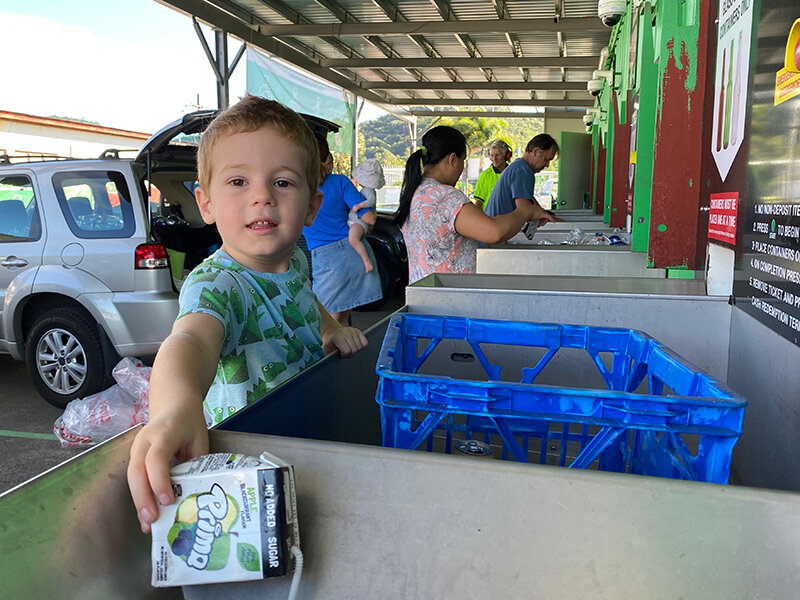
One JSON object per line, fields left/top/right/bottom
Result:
{"left": 177, "top": 247, "right": 325, "bottom": 426}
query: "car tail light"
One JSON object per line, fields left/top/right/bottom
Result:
{"left": 135, "top": 243, "right": 170, "bottom": 269}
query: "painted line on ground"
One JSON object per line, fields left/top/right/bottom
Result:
{"left": 0, "top": 429, "right": 57, "bottom": 440}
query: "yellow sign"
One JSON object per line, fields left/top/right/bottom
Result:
{"left": 785, "top": 18, "right": 800, "bottom": 72}
{"left": 775, "top": 68, "right": 800, "bottom": 105}
{"left": 775, "top": 21, "right": 800, "bottom": 105}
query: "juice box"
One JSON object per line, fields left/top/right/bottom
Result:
{"left": 151, "top": 452, "right": 299, "bottom": 587}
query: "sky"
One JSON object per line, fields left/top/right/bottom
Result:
{"left": 0, "top": 0, "right": 383, "bottom": 134}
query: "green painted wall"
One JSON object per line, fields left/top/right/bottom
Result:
{"left": 603, "top": 93, "right": 614, "bottom": 224}
{"left": 591, "top": 124, "right": 600, "bottom": 212}
{"left": 590, "top": 0, "right": 707, "bottom": 262}
{"left": 631, "top": 2, "right": 658, "bottom": 253}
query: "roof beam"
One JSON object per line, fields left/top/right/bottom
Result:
{"left": 253, "top": 0, "right": 405, "bottom": 89}
{"left": 155, "top": 0, "right": 394, "bottom": 106}
{"left": 390, "top": 98, "right": 594, "bottom": 107}
{"left": 362, "top": 81, "right": 587, "bottom": 90}
{"left": 371, "top": 0, "right": 470, "bottom": 97}
{"left": 319, "top": 56, "right": 598, "bottom": 68}
{"left": 255, "top": 17, "right": 607, "bottom": 36}
{"left": 424, "top": 0, "right": 500, "bottom": 96}
{"left": 490, "top": 0, "right": 528, "bottom": 82}
{"left": 410, "top": 110, "right": 552, "bottom": 118}
{"left": 311, "top": 0, "right": 447, "bottom": 99}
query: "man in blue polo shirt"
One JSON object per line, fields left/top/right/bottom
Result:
{"left": 485, "top": 134, "right": 559, "bottom": 221}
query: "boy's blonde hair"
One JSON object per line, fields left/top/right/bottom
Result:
{"left": 197, "top": 95, "right": 323, "bottom": 192}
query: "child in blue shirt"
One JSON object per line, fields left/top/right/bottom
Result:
{"left": 128, "top": 96, "right": 368, "bottom": 533}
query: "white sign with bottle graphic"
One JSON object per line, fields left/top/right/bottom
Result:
{"left": 712, "top": 0, "right": 753, "bottom": 182}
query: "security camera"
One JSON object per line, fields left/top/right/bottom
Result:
{"left": 598, "top": 0, "right": 625, "bottom": 27}
{"left": 583, "top": 114, "right": 595, "bottom": 126}
{"left": 587, "top": 78, "right": 604, "bottom": 96}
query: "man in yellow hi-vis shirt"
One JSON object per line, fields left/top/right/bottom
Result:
{"left": 472, "top": 140, "right": 512, "bottom": 211}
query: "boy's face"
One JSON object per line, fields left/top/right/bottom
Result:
{"left": 195, "top": 127, "right": 322, "bottom": 273}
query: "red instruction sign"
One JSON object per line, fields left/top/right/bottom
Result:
{"left": 708, "top": 192, "right": 738, "bottom": 244}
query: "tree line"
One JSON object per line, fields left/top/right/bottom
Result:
{"left": 356, "top": 113, "right": 547, "bottom": 167}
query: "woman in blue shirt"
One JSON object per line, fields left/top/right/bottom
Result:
{"left": 303, "top": 135, "right": 382, "bottom": 326}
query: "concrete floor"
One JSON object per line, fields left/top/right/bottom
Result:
{"left": 0, "top": 290, "right": 404, "bottom": 495}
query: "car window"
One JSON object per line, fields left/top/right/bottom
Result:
{"left": 0, "top": 175, "right": 41, "bottom": 241}
{"left": 144, "top": 180, "right": 196, "bottom": 224}
{"left": 53, "top": 171, "right": 136, "bottom": 239}
{"left": 183, "top": 180, "right": 199, "bottom": 196}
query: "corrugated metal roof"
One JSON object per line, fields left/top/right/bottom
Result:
{"left": 159, "top": 0, "right": 613, "bottom": 118}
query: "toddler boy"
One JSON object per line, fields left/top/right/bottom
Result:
{"left": 127, "top": 96, "right": 368, "bottom": 533}
{"left": 348, "top": 159, "right": 385, "bottom": 273}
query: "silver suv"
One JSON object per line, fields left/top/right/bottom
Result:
{"left": 0, "top": 110, "right": 399, "bottom": 407}
{"left": 0, "top": 112, "right": 227, "bottom": 407}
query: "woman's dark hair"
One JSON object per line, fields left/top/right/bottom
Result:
{"left": 392, "top": 126, "right": 467, "bottom": 227}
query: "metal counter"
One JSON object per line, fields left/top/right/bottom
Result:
{"left": 0, "top": 427, "right": 180, "bottom": 600}
{"left": 2, "top": 278, "right": 788, "bottom": 599}
{"left": 406, "top": 274, "right": 729, "bottom": 381}
{"left": 477, "top": 244, "right": 668, "bottom": 278}
{"left": 551, "top": 209, "right": 604, "bottom": 220}
{"left": 0, "top": 318, "right": 394, "bottom": 600}
{"left": 4, "top": 426, "right": 799, "bottom": 600}
{"left": 727, "top": 307, "right": 800, "bottom": 491}
{"left": 506, "top": 231, "right": 615, "bottom": 245}
{"left": 188, "top": 430, "right": 800, "bottom": 600}
{"left": 523, "top": 219, "right": 613, "bottom": 231}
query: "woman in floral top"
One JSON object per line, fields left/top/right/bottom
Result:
{"left": 392, "top": 126, "right": 556, "bottom": 283}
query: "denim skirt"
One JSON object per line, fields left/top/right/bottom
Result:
{"left": 311, "top": 237, "right": 382, "bottom": 313}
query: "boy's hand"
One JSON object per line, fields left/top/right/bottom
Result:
{"left": 127, "top": 410, "right": 209, "bottom": 534}
{"left": 322, "top": 326, "right": 368, "bottom": 357}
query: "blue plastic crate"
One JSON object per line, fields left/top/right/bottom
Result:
{"left": 375, "top": 314, "right": 747, "bottom": 484}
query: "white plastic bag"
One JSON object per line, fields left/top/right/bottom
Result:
{"left": 54, "top": 385, "right": 138, "bottom": 447}
{"left": 53, "top": 357, "right": 152, "bottom": 447}
{"left": 112, "top": 356, "right": 151, "bottom": 424}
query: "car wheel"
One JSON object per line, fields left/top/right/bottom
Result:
{"left": 25, "top": 308, "right": 112, "bottom": 408}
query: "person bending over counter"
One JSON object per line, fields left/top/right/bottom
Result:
{"left": 392, "top": 126, "right": 556, "bottom": 284}
{"left": 485, "top": 133, "right": 559, "bottom": 223}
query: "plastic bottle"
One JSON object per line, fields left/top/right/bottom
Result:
{"left": 521, "top": 220, "right": 539, "bottom": 240}
{"left": 723, "top": 39, "right": 734, "bottom": 149}
{"left": 730, "top": 30, "right": 743, "bottom": 146}
{"left": 716, "top": 48, "right": 726, "bottom": 152}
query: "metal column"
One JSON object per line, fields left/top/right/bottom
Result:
{"left": 192, "top": 18, "right": 246, "bottom": 110}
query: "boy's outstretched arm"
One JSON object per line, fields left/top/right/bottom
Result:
{"left": 318, "top": 301, "right": 368, "bottom": 357}
{"left": 127, "top": 313, "right": 224, "bottom": 533}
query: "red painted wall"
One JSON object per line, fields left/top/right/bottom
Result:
{"left": 648, "top": 2, "right": 714, "bottom": 269}
{"left": 610, "top": 96, "right": 630, "bottom": 228}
